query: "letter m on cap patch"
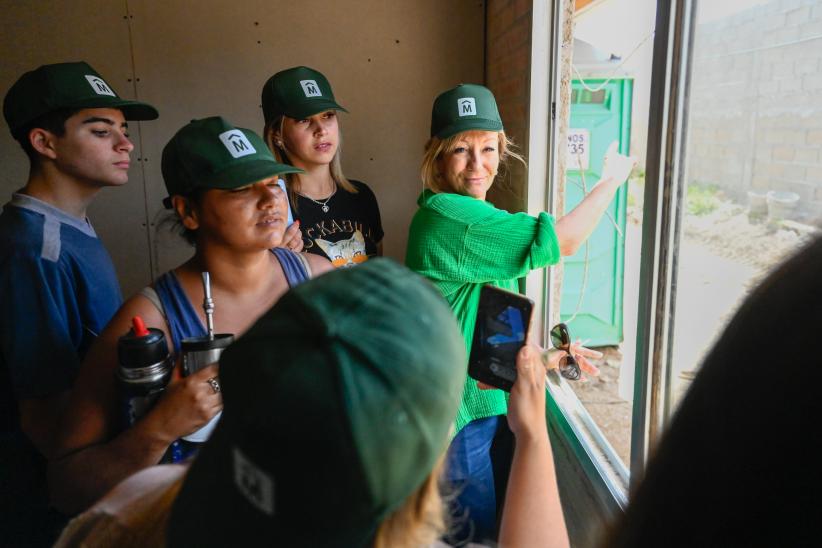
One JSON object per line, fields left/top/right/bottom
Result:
{"left": 233, "top": 447, "right": 275, "bottom": 515}
{"left": 300, "top": 79, "right": 322, "bottom": 97}
{"left": 84, "top": 75, "right": 115, "bottom": 97}
{"left": 219, "top": 130, "right": 256, "bottom": 158}
{"left": 458, "top": 97, "right": 476, "bottom": 117}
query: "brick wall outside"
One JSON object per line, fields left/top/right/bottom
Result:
{"left": 485, "top": 0, "right": 533, "bottom": 212}
{"left": 687, "top": 0, "right": 822, "bottom": 216}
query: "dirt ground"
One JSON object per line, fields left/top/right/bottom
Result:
{"left": 565, "top": 201, "right": 818, "bottom": 467}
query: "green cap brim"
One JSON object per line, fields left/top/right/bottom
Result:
{"left": 282, "top": 100, "right": 347, "bottom": 120}
{"left": 55, "top": 97, "right": 158, "bottom": 122}
{"left": 205, "top": 159, "right": 303, "bottom": 189}
{"left": 163, "top": 159, "right": 303, "bottom": 209}
{"left": 434, "top": 117, "right": 503, "bottom": 140}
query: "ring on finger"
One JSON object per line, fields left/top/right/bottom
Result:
{"left": 207, "top": 376, "right": 221, "bottom": 394}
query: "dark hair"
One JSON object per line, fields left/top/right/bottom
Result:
{"left": 14, "top": 108, "right": 80, "bottom": 166}
{"left": 157, "top": 189, "right": 208, "bottom": 247}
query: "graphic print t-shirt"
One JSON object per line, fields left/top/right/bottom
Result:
{"left": 295, "top": 179, "right": 383, "bottom": 268}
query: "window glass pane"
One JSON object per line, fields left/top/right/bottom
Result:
{"left": 558, "top": 0, "right": 657, "bottom": 468}
{"left": 669, "top": 0, "right": 822, "bottom": 413}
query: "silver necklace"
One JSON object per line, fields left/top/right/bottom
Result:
{"left": 299, "top": 185, "right": 337, "bottom": 213}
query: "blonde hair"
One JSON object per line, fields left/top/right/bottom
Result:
{"left": 372, "top": 458, "right": 448, "bottom": 548}
{"left": 263, "top": 115, "right": 357, "bottom": 212}
{"left": 420, "top": 130, "right": 525, "bottom": 194}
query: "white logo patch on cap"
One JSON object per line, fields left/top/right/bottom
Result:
{"left": 300, "top": 79, "right": 322, "bottom": 97}
{"left": 84, "top": 75, "right": 115, "bottom": 97}
{"left": 219, "top": 130, "right": 256, "bottom": 158}
{"left": 233, "top": 447, "right": 275, "bottom": 515}
{"left": 457, "top": 97, "right": 477, "bottom": 117}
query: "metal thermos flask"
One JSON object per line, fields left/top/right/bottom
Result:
{"left": 180, "top": 272, "right": 234, "bottom": 442}
{"left": 117, "top": 316, "right": 173, "bottom": 427}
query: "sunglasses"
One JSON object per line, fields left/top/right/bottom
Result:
{"left": 550, "top": 323, "right": 581, "bottom": 381}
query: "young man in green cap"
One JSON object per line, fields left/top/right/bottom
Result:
{"left": 0, "top": 61, "right": 158, "bottom": 545}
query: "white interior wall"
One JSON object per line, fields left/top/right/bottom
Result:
{"left": 1, "top": 0, "right": 485, "bottom": 296}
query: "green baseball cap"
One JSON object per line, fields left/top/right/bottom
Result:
{"left": 161, "top": 116, "right": 303, "bottom": 208}
{"left": 261, "top": 66, "right": 348, "bottom": 124}
{"left": 167, "top": 259, "right": 466, "bottom": 548}
{"left": 3, "top": 61, "right": 158, "bottom": 139}
{"left": 430, "top": 83, "right": 504, "bottom": 139}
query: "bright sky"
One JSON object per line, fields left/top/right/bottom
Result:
{"left": 575, "top": 0, "right": 776, "bottom": 56}
{"left": 574, "top": 0, "right": 656, "bottom": 57}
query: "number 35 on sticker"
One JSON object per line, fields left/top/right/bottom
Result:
{"left": 567, "top": 128, "right": 590, "bottom": 170}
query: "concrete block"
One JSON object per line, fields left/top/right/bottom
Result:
{"left": 765, "top": 129, "right": 804, "bottom": 144}
{"left": 769, "top": 25, "right": 803, "bottom": 45}
{"left": 773, "top": 146, "right": 796, "bottom": 161}
{"left": 795, "top": 58, "right": 819, "bottom": 75}
{"left": 808, "top": 130, "right": 822, "bottom": 145}
{"left": 802, "top": 73, "right": 822, "bottom": 91}
{"left": 770, "top": 114, "right": 802, "bottom": 129}
{"left": 751, "top": 175, "right": 770, "bottom": 190}
{"left": 772, "top": 60, "right": 794, "bottom": 78}
{"left": 780, "top": 78, "right": 804, "bottom": 93}
{"left": 799, "top": 112, "right": 822, "bottom": 128}
{"left": 758, "top": 63, "right": 778, "bottom": 84}
{"left": 734, "top": 54, "right": 755, "bottom": 70}
{"left": 764, "top": 13, "right": 788, "bottom": 30}
{"left": 755, "top": 144, "right": 773, "bottom": 160}
{"left": 786, "top": 6, "right": 811, "bottom": 26}
{"left": 795, "top": 147, "right": 820, "bottom": 164}
{"left": 782, "top": 163, "right": 808, "bottom": 180}
{"left": 799, "top": 18, "right": 822, "bottom": 37}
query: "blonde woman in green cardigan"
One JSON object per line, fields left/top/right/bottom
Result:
{"left": 405, "top": 84, "right": 636, "bottom": 543}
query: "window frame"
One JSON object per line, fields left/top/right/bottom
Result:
{"left": 526, "top": 0, "right": 698, "bottom": 508}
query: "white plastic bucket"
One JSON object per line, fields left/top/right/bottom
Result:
{"left": 766, "top": 190, "right": 799, "bottom": 221}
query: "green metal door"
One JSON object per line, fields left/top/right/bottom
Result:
{"left": 560, "top": 78, "right": 632, "bottom": 346}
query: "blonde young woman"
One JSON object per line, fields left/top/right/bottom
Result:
{"left": 406, "top": 84, "right": 636, "bottom": 542}
{"left": 49, "top": 117, "right": 332, "bottom": 516}
{"left": 261, "top": 66, "right": 383, "bottom": 267}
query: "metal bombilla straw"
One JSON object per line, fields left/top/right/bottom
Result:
{"left": 201, "top": 272, "right": 215, "bottom": 341}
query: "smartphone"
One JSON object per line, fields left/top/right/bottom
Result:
{"left": 468, "top": 285, "right": 534, "bottom": 392}
{"left": 276, "top": 178, "right": 295, "bottom": 227}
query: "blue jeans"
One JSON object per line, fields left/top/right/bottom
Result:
{"left": 444, "top": 415, "right": 500, "bottom": 543}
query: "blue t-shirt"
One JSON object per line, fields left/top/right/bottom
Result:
{"left": 0, "top": 193, "right": 122, "bottom": 545}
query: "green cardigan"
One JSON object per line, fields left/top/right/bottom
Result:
{"left": 405, "top": 190, "right": 561, "bottom": 433}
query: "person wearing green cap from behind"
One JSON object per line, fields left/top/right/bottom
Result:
{"left": 0, "top": 61, "right": 158, "bottom": 546}
{"left": 261, "top": 66, "right": 384, "bottom": 267}
{"left": 53, "top": 259, "right": 570, "bottom": 548}
{"left": 49, "top": 117, "right": 332, "bottom": 518}
{"left": 406, "top": 83, "right": 637, "bottom": 543}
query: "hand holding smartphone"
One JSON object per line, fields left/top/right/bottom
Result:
{"left": 469, "top": 286, "right": 587, "bottom": 391}
{"left": 468, "top": 286, "right": 534, "bottom": 392}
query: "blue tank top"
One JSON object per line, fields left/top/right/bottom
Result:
{"left": 153, "top": 248, "right": 309, "bottom": 461}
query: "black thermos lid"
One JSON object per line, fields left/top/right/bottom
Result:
{"left": 117, "top": 317, "right": 170, "bottom": 368}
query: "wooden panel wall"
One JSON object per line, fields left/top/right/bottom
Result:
{"left": 0, "top": 0, "right": 485, "bottom": 295}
